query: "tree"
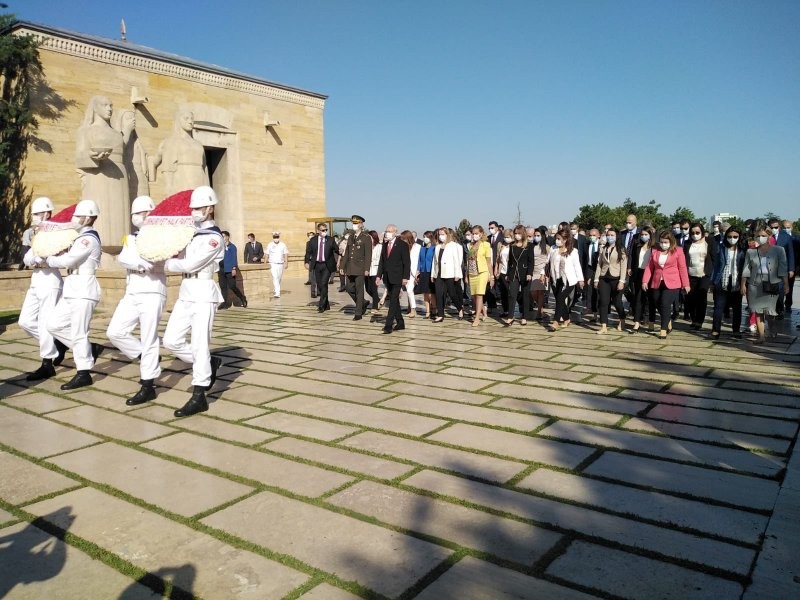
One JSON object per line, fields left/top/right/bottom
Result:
{"left": 667, "top": 206, "right": 699, "bottom": 226}
{"left": 0, "top": 14, "right": 41, "bottom": 265}
{"left": 573, "top": 203, "right": 616, "bottom": 231}
{"left": 454, "top": 218, "right": 472, "bottom": 242}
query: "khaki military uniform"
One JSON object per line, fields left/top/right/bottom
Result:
{"left": 342, "top": 231, "right": 373, "bottom": 317}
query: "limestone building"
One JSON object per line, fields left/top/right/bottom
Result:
{"left": 13, "top": 20, "right": 327, "bottom": 257}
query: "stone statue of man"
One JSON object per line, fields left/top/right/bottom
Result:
{"left": 148, "top": 110, "right": 209, "bottom": 194}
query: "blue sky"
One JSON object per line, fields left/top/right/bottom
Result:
{"left": 12, "top": 0, "right": 800, "bottom": 233}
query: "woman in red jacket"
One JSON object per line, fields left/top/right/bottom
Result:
{"left": 642, "top": 230, "right": 691, "bottom": 339}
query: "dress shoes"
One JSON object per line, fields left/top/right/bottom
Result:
{"left": 242, "top": 298, "right": 248, "bottom": 308}
{"left": 91, "top": 343, "right": 104, "bottom": 361}
{"left": 53, "top": 340, "right": 68, "bottom": 367}
{"left": 381, "top": 327, "right": 393, "bottom": 334}
{"left": 60, "top": 370, "right": 93, "bottom": 390}
{"left": 393, "top": 323, "right": 406, "bottom": 331}
{"left": 126, "top": 380, "right": 157, "bottom": 405}
{"left": 353, "top": 314, "right": 362, "bottom": 321}
{"left": 318, "top": 306, "right": 325, "bottom": 313}
{"left": 174, "top": 386, "right": 209, "bottom": 417}
{"left": 26, "top": 359, "right": 56, "bottom": 381}
{"left": 311, "top": 294, "right": 318, "bottom": 299}
{"left": 206, "top": 356, "right": 222, "bottom": 392}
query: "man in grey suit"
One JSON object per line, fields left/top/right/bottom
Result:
{"left": 243, "top": 233, "right": 264, "bottom": 264}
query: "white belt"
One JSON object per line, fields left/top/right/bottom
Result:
{"left": 128, "top": 268, "right": 146, "bottom": 275}
{"left": 183, "top": 272, "right": 214, "bottom": 280}
{"left": 67, "top": 267, "right": 96, "bottom": 276}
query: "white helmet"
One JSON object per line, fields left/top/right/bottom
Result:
{"left": 74, "top": 199, "right": 100, "bottom": 217}
{"left": 31, "top": 196, "right": 54, "bottom": 214}
{"left": 189, "top": 186, "right": 218, "bottom": 208}
{"left": 131, "top": 195, "right": 155, "bottom": 214}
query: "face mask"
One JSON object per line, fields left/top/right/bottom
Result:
{"left": 191, "top": 209, "right": 206, "bottom": 223}
{"left": 273, "top": 237, "right": 280, "bottom": 242}
{"left": 660, "top": 241, "right": 671, "bottom": 250}
{"left": 692, "top": 233, "right": 702, "bottom": 241}
{"left": 626, "top": 223, "right": 634, "bottom": 230}
{"left": 131, "top": 214, "right": 145, "bottom": 228}
{"left": 439, "top": 234, "right": 446, "bottom": 242}
{"left": 713, "top": 226, "right": 720, "bottom": 234}
{"left": 589, "top": 235, "right": 597, "bottom": 242}
{"left": 32, "top": 215, "right": 42, "bottom": 226}
{"left": 606, "top": 236, "right": 616, "bottom": 244}
{"left": 489, "top": 228, "right": 496, "bottom": 235}
{"left": 423, "top": 237, "right": 430, "bottom": 245}
{"left": 555, "top": 239, "right": 563, "bottom": 248}
{"left": 504, "top": 237, "right": 513, "bottom": 244}
{"left": 472, "top": 233, "right": 480, "bottom": 240}
{"left": 599, "top": 237, "right": 607, "bottom": 245}
{"left": 727, "top": 236, "right": 739, "bottom": 245}
{"left": 673, "top": 227, "right": 681, "bottom": 235}
{"left": 639, "top": 234, "right": 650, "bottom": 243}
{"left": 533, "top": 235, "right": 541, "bottom": 243}
{"left": 70, "top": 216, "right": 85, "bottom": 230}
{"left": 385, "top": 232, "right": 394, "bottom": 241}
{"left": 352, "top": 224, "right": 361, "bottom": 232}
{"left": 319, "top": 231, "right": 327, "bottom": 237}
{"left": 757, "top": 236, "right": 769, "bottom": 245}
{"left": 771, "top": 227, "right": 780, "bottom": 235}
{"left": 785, "top": 228, "right": 793, "bottom": 235}
{"left": 570, "top": 229, "right": 578, "bottom": 238}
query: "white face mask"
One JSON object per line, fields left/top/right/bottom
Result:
{"left": 533, "top": 235, "right": 541, "bottom": 243}
{"left": 273, "top": 237, "right": 280, "bottom": 243}
{"left": 384, "top": 231, "right": 394, "bottom": 241}
{"left": 626, "top": 223, "right": 635, "bottom": 230}
{"left": 757, "top": 236, "right": 769, "bottom": 245}
{"left": 606, "top": 236, "right": 616, "bottom": 245}
{"left": 771, "top": 227, "right": 780, "bottom": 235}
{"left": 639, "top": 234, "right": 650, "bottom": 243}
{"left": 785, "top": 228, "right": 793, "bottom": 235}
{"left": 472, "top": 233, "right": 480, "bottom": 240}
{"left": 692, "top": 233, "right": 702, "bottom": 241}
{"left": 31, "top": 215, "right": 43, "bottom": 226}
{"left": 599, "top": 236, "right": 607, "bottom": 245}
{"left": 319, "top": 230, "right": 327, "bottom": 237}
{"left": 191, "top": 209, "right": 207, "bottom": 223}
{"left": 504, "top": 237, "right": 513, "bottom": 244}
{"left": 352, "top": 224, "right": 361, "bottom": 232}
{"left": 488, "top": 228, "right": 496, "bottom": 235}
{"left": 555, "top": 239, "right": 563, "bottom": 248}
{"left": 131, "top": 213, "right": 145, "bottom": 228}
{"left": 727, "top": 236, "right": 739, "bottom": 246}
{"left": 70, "top": 216, "right": 85, "bottom": 230}
{"left": 589, "top": 235, "right": 597, "bottom": 243}
{"left": 514, "top": 234, "right": 522, "bottom": 241}
{"left": 423, "top": 237, "right": 430, "bottom": 245}
{"left": 439, "top": 234, "right": 447, "bottom": 242}
{"left": 660, "top": 241, "right": 671, "bottom": 250}
{"left": 673, "top": 227, "right": 681, "bottom": 235}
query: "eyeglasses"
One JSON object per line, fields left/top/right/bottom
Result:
{"left": 691, "top": 230, "right": 702, "bottom": 235}
{"left": 681, "top": 228, "right": 690, "bottom": 232}
{"left": 319, "top": 229, "right": 328, "bottom": 232}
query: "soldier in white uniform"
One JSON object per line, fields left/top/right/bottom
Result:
{"left": 46, "top": 199, "right": 104, "bottom": 390}
{"left": 163, "top": 185, "right": 224, "bottom": 417}
{"left": 267, "top": 231, "right": 288, "bottom": 297}
{"left": 106, "top": 196, "right": 166, "bottom": 405}
{"left": 19, "top": 197, "right": 68, "bottom": 380}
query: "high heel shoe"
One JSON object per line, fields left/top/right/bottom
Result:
{"left": 658, "top": 330, "right": 667, "bottom": 339}
{"left": 630, "top": 324, "right": 640, "bottom": 335}
{"left": 433, "top": 316, "right": 444, "bottom": 323}
{"left": 407, "top": 311, "right": 416, "bottom": 318}
{"left": 377, "top": 300, "right": 385, "bottom": 310}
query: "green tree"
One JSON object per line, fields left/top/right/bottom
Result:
{"left": 573, "top": 203, "right": 616, "bottom": 231}
{"left": 0, "top": 14, "right": 41, "bottom": 264}
{"left": 667, "top": 206, "right": 700, "bottom": 226}
{"left": 454, "top": 218, "right": 472, "bottom": 242}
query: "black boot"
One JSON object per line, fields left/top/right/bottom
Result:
{"left": 26, "top": 358, "right": 56, "bottom": 381}
{"left": 53, "top": 339, "right": 68, "bottom": 367}
{"left": 126, "top": 379, "right": 157, "bottom": 406}
{"left": 60, "top": 370, "right": 93, "bottom": 390}
{"left": 174, "top": 386, "right": 208, "bottom": 417}
{"left": 91, "top": 343, "right": 104, "bottom": 361}
{"left": 205, "top": 356, "right": 222, "bottom": 391}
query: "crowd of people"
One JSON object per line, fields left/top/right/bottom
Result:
{"left": 305, "top": 214, "right": 797, "bottom": 343}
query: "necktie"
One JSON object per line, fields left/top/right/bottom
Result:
{"left": 388, "top": 240, "right": 393, "bottom": 256}
{"left": 317, "top": 238, "right": 324, "bottom": 262}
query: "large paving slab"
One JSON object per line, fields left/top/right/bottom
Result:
{"left": 268, "top": 395, "right": 448, "bottom": 436}
{"left": 236, "top": 370, "right": 393, "bottom": 404}
{"left": 415, "top": 556, "right": 595, "bottom": 600}
{"left": 618, "top": 388, "right": 800, "bottom": 420}
{"left": 488, "top": 384, "right": 649, "bottom": 414}
{"left": 46, "top": 405, "right": 174, "bottom": 443}
{"left": 245, "top": 411, "right": 359, "bottom": 441}
{"left": 0, "top": 451, "right": 78, "bottom": 505}
{"left": 300, "top": 583, "right": 362, "bottom": 600}
{"left": 144, "top": 431, "right": 351, "bottom": 497}
{"left": 202, "top": 490, "right": 452, "bottom": 598}
{"left": 381, "top": 381, "right": 492, "bottom": 405}
{"left": 644, "top": 403, "right": 798, "bottom": 438}
{"left": 404, "top": 469, "right": 755, "bottom": 575}
{"left": 490, "top": 397, "right": 624, "bottom": 425}
{"left": 48, "top": 442, "right": 252, "bottom": 517}
{"left": 341, "top": 431, "right": 526, "bottom": 482}
{"left": 0, "top": 405, "right": 101, "bottom": 458}
{"left": 429, "top": 423, "right": 595, "bottom": 469}
{"left": 584, "top": 452, "right": 780, "bottom": 510}
{"left": 25, "top": 487, "right": 308, "bottom": 599}
{"left": 172, "top": 414, "right": 278, "bottom": 445}
{"left": 546, "top": 540, "right": 744, "bottom": 599}
{"left": 0, "top": 520, "right": 159, "bottom": 599}
{"left": 2, "top": 392, "right": 80, "bottom": 414}
{"left": 328, "top": 480, "right": 564, "bottom": 565}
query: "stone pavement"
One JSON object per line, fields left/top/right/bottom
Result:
{"left": 1, "top": 277, "right": 799, "bottom": 599}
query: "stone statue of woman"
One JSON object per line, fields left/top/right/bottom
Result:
{"left": 147, "top": 110, "right": 209, "bottom": 195}
{"left": 75, "top": 95, "right": 129, "bottom": 246}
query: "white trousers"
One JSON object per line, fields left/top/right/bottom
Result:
{"left": 46, "top": 297, "right": 97, "bottom": 370}
{"left": 107, "top": 293, "right": 165, "bottom": 380}
{"left": 19, "top": 286, "right": 61, "bottom": 359}
{"left": 405, "top": 277, "right": 417, "bottom": 310}
{"left": 271, "top": 263, "right": 284, "bottom": 296}
{"left": 162, "top": 299, "right": 216, "bottom": 387}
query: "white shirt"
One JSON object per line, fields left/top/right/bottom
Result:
{"left": 117, "top": 232, "right": 166, "bottom": 296}
{"left": 24, "top": 242, "right": 63, "bottom": 291}
{"left": 47, "top": 227, "right": 102, "bottom": 301}
{"left": 267, "top": 240, "right": 288, "bottom": 264}
{"left": 165, "top": 222, "right": 224, "bottom": 303}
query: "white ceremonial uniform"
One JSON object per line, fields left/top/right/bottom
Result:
{"left": 267, "top": 240, "right": 288, "bottom": 296}
{"left": 106, "top": 233, "right": 167, "bottom": 380}
{"left": 162, "top": 221, "right": 224, "bottom": 387}
{"left": 45, "top": 227, "right": 102, "bottom": 370}
{"left": 19, "top": 236, "right": 63, "bottom": 360}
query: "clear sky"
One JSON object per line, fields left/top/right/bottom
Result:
{"left": 11, "top": 0, "right": 800, "bottom": 234}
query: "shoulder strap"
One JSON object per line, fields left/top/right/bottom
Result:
{"left": 193, "top": 226, "right": 222, "bottom": 238}
{"left": 77, "top": 230, "right": 101, "bottom": 243}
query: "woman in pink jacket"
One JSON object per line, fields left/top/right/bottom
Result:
{"left": 642, "top": 230, "right": 690, "bottom": 339}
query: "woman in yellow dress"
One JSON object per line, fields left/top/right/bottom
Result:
{"left": 468, "top": 225, "right": 494, "bottom": 326}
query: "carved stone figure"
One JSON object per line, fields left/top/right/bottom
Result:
{"left": 118, "top": 109, "right": 150, "bottom": 201}
{"left": 75, "top": 95, "right": 129, "bottom": 246}
{"left": 148, "top": 110, "right": 209, "bottom": 194}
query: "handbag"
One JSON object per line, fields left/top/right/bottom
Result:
{"left": 761, "top": 281, "right": 779, "bottom": 294}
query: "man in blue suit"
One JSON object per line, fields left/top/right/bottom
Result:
{"left": 768, "top": 218, "right": 795, "bottom": 318}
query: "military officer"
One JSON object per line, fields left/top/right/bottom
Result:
{"left": 46, "top": 199, "right": 104, "bottom": 390}
{"left": 107, "top": 196, "right": 166, "bottom": 405}
{"left": 341, "top": 214, "right": 373, "bottom": 320}
{"left": 162, "top": 185, "right": 224, "bottom": 417}
{"left": 19, "top": 196, "right": 68, "bottom": 380}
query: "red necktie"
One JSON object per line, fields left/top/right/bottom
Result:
{"left": 317, "top": 239, "right": 324, "bottom": 262}
{"left": 387, "top": 240, "right": 393, "bottom": 256}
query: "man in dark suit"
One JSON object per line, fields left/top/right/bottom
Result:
{"left": 783, "top": 220, "right": 799, "bottom": 316}
{"left": 769, "top": 218, "right": 795, "bottom": 318}
{"left": 376, "top": 223, "right": 410, "bottom": 333}
{"left": 582, "top": 227, "right": 601, "bottom": 320}
{"left": 304, "top": 222, "right": 339, "bottom": 312}
{"left": 620, "top": 214, "right": 640, "bottom": 308}
{"left": 243, "top": 233, "right": 264, "bottom": 264}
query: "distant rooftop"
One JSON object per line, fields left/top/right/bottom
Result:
{"left": 10, "top": 20, "right": 327, "bottom": 101}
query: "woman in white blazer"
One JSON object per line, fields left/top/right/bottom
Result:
{"left": 431, "top": 227, "right": 464, "bottom": 322}
{"left": 547, "top": 230, "right": 584, "bottom": 330}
